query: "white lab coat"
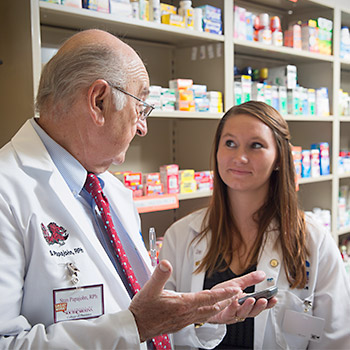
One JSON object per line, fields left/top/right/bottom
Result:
{"left": 159, "top": 208, "right": 350, "bottom": 350}
{"left": 0, "top": 120, "right": 224, "bottom": 350}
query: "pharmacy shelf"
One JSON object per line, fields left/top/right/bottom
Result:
{"left": 337, "top": 226, "right": 350, "bottom": 236}
{"left": 298, "top": 174, "right": 333, "bottom": 185}
{"left": 39, "top": 1, "right": 224, "bottom": 46}
{"left": 284, "top": 115, "right": 334, "bottom": 121}
{"left": 339, "top": 173, "right": 350, "bottom": 179}
{"left": 150, "top": 110, "right": 223, "bottom": 120}
{"left": 178, "top": 190, "right": 212, "bottom": 200}
{"left": 339, "top": 117, "right": 350, "bottom": 122}
{"left": 233, "top": 39, "right": 334, "bottom": 64}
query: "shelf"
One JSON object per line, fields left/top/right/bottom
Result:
{"left": 134, "top": 194, "right": 179, "bottom": 213}
{"left": 134, "top": 190, "right": 212, "bottom": 213}
{"left": 178, "top": 190, "right": 212, "bottom": 200}
{"left": 298, "top": 174, "right": 333, "bottom": 185}
{"left": 339, "top": 117, "right": 350, "bottom": 122}
{"left": 39, "top": 1, "right": 224, "bottom": 46}
{"left": 339, "top": 173, "right": 350, "bottom": 179}
{"left": 337, "top": 226, "right": 350, "bottom": 236}
{"left": 150, "top": 110, "right": 223, "bottom": 120}
{"left": 234, "top": 39, "right": 334, "bottom": 64}
{"left": 284, "top": 115, "right": 334, "bottom": 121}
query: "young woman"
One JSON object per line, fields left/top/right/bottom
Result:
{"left": 159, "top": 101, "right": 350, "bottom": 349}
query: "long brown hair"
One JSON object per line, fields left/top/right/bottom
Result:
{"left": 195, "top": 101, "right": 308, "bottom": 289}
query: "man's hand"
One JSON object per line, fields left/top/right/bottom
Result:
{"left": 208, "top": 271, "right": 278, "bottom": 325}
{"left": 129, "top": 260, "right": 240, "bottom": 342}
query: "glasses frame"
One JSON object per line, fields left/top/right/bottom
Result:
{"left": 107, "top": 82, "right": 154, "bottom": 120}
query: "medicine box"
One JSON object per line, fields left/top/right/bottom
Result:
{"left": 311, "top": 142, "right": 330, "bottom": 175}
{"left": 301, "top": 150, "right": 311, "bottom": 178}
{"left": 268, "top": 65, "right": 297, "bottom": 89}
{"left": 160, "top": 164, "right": 179, "bottom": 194}
{"left": 310, "top": 149, "right": 321, "bottom": 177}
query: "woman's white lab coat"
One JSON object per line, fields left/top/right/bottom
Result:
{"left": 159, "top": 209, "right": 350, "bottom": 350}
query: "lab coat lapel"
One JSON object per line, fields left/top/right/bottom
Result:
{"left": 12, "top": 120, "right": 133, "bottom": 303}
{"left": 255, "top": 228, "right": 282, "bottom": 350}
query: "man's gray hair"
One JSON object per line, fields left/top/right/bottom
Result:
{"left": 35, "top": 43, "right": 128, "bottom": 115}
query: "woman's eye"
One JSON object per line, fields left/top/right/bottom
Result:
{"left": 225, "top": 140, "right": 236, "bottom": 148}
{"left": 252, "top": 142, "right": 263, "bottom": 149}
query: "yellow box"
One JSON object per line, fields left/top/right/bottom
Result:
{"left": 160, "top": 3, "right": 176, "bottom": 15}
{"left": 180, "top": 180, "right": 197, "bottom": 193}
{"left": 162, "top": 14, "right": 185, "bottom": 28}
{"left": 180, "top": 169, "right": 195, "bottom": 183}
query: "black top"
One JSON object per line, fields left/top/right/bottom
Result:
{"left": 201, "top": 260, "right": 257, "bottom": 350}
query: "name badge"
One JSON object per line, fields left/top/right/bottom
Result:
{"left": 282, "top": 309, "right": 325, "bottom": 343}
{"left": 53, "top": 284, "right": 104, "bottom": 323}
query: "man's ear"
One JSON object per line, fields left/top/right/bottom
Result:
{"left": 88, "top": 79, "right": 109, "bottom": 126}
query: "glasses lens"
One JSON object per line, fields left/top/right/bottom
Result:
{"left": 140, "top": 104, "right": 153, "bottom": 120}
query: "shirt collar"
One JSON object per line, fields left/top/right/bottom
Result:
{"left": 30, "top": 118, "right": 88, "bottom": 195}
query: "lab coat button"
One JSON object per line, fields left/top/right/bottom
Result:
{"left": 270, "top": 259, "right": 279, "bottom": 267}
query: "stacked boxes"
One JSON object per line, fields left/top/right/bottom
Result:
{"left": 198, "top": 5, "right": 222, "bottom": 35}
{"left": 317, "top": 17, "right": 333, "bottom": 55}
{"left": 195, "top": 171, "right": 213, "bottom": 191}
{"left": 169, "top": 79, "right": 195, "bottom": 112}
{"left": 143, "top": 172, "right": 163, "bottom": 196}
{"left": 311, "top": 142, "right": 330, "bottom": 175}
{"left": 179, "top": 169, "right": 197, "bottom": 193}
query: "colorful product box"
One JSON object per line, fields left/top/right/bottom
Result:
{"left": 162, "top": 14, "right": 185, "bottom": 28}
{"left": 310, "top": 149, "right": 321, "bottom": 177}
{"left": 169, "top": 79, "right": 193, "bottom": 90}
{"left": 311, "top": 142, "right": 330, "bottom": 175}
{"left": 292, "top": 146, "right": 302, "bottom": 181}
{"left": 301, "top": 150, "right": 311, "bottom": 178}
{"left": 194, "top": 171, "right": 213, "bottom": 191}
{"left": 123, "top": 172, "right": 142, "bottom": 186}
{"left": 179, "top": 169, "right": 195, "bottom": 183}
{"left": 143, "top": 172, "right": 161, "bottom": 184}
{"left": 144, "top": 183, "right": 163, "bottom": 196}
{"left": 180, "top": 181, "right": 197, "bottom": 194}
{"left": 301, "top": 19, "right": 319, "bottom": 52}
{"left": 279, "top": 86, "right": 287, "bottom": 115}
{"left": 160, "top": 164, "right": 179, "bottom": 194}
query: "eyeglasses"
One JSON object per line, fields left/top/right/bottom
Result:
{"left": 107, "top": 82, "right": 154, "bottom": 120}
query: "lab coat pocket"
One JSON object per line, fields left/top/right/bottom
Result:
{"left": 273, "top": 289, "right": 314, "bottom": 350}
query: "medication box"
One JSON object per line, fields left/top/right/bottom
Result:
{"left": 311, "top": 142, "right": 330, "bottom": 175}
{"left": 160, "top": 164, "right": 179, "bottom": 194}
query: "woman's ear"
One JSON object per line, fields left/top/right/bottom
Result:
{"left": 88, "top": 79, "right": 109, "bottom": 126}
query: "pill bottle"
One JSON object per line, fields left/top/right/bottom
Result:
{"left": 178, "top": 0, "right": 194, "bottom": 30}
{"left": 149, "top": 0, "right": 161, "bottom": 23}
{"left": 193, "top": 7, "right": 203, "bottom": 31}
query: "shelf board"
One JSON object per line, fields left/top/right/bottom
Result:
{"left": 39, "top": 2, "right": 224, "bottom": 46}
{"left": 339, "top": 173, "right": 350, "bottom": 179}
{"left": 284, "top": 115, "right": 334, "bottom": 121}
{"left": 178, "top": 190, "right": 212, "bottom": 200}
{"left": 150, "top": 110, "right": 223, "bottom": 120}
{"left": 339, "top": 117, "right": 350, "bottom": 122}
{"left": 337, "top": 226, "right": 350, "bottom": 236}
{"left": 298, "top": 174, "right": 333, "bottom": 185}
{"left": 234, "top": 39, "right": 334, "bottom": 64}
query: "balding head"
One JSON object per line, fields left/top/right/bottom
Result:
{"left": 35, "top": 29, "right": 145, "bottom": 118}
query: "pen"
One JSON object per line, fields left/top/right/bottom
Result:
{"left": 149, "top": 227, "right": 157, "bottom": 267}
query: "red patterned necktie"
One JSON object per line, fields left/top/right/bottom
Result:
{"left": 84, "top": 173, "right": 171, "bottom": 350}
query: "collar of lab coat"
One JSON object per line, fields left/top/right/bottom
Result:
{"left": 11, "top": 120, "right": 152, "bottom": 298}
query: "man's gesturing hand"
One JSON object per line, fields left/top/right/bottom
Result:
{"left": 129, "top": 260, "right": 240, "bottom": 342}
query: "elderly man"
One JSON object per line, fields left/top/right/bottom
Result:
{"left": 0, "top": 29, "right": 275, "bottom": 349}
